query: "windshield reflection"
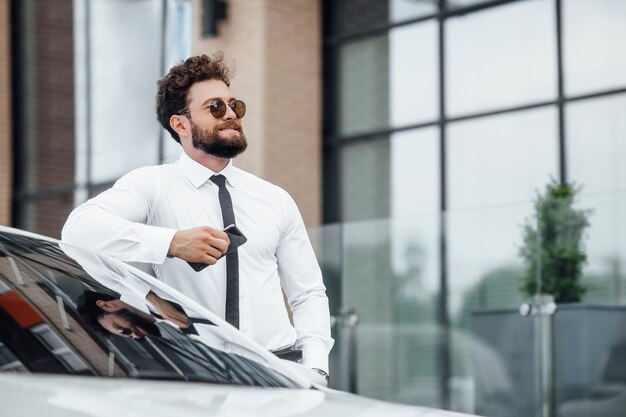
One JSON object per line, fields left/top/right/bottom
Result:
{"left": 77, "top": 290, "right": 170, "bottom": 340}
{"left": 0, "top": 230, "right": 298, "bottom": 388}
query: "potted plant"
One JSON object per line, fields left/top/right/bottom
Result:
{"left": 518, "top": 179, "right": 592, "bottom": 302}
{"left": 471, "top": 180, "right": 626, "bottom": 417}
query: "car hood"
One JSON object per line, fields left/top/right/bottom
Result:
{"left": 0, "top": 374, "right": 473, "bottom": 417}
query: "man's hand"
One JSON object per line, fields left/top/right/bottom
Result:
{"left": 168, "top": 226, "right": 230, "bottom": 265}
{"left": 146, "top": 291, "right": 190, "bottom": 328}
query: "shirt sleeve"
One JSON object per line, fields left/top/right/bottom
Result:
{"left": 62, "top": 167, "right": 177, "bottom": 266}
{"left": 275, "top": 189, "right": 335, "bottom": 373}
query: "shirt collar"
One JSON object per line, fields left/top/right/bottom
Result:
{"left": 177, "top": 151, "right": 238, "bottom": 189}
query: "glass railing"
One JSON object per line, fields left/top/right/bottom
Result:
{"left": 309, "top": 193, "right": 626, "bottom": 416}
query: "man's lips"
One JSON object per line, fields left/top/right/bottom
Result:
{"left": 218, "top": 123, "right": 241, "bottom": 132}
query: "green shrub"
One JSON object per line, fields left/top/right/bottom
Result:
{"left": 519, "top": 180, "right": 592, "bottom": 303}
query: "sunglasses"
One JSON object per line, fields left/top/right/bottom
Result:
{"left": 115, "top": 326, "right": 133, "bottom": 336}
{"left": 182, "top": 99, "right": 246, "bottom": 119}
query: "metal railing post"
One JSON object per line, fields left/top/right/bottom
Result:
{"left": 333, "top": 307, "right": 359, "bottom": 393}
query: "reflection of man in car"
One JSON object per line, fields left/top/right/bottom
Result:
{"left": 75, "top": 290, "right": 296, "bottom": 387}
{"left": 77, "top": 290, "right": 166, "bottom": 339}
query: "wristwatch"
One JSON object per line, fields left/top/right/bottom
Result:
{"left": 312, "top": 368, "right": 329, "bottom": 384}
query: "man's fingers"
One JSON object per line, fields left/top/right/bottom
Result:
{"left": 210, "top": 238, "right": 229, "bottom": 254}
{"left": 199, "top": 227, "right": 229, "bottom": 253}
{"left": 200, "top": 227, "right": 229, "bottom": 243}
{"left": 172, "top": 312, "right": 189, "bottom": 325}
{"left": 202, "top": 254, "right": 220, "bottom": 265}
{"left": 204, "top": 246, "right": 223, "bottom": 260}
{"left": 207, "top": 232, "right": 230, "bottom": 251}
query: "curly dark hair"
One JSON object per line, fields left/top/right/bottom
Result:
{"left": 76, "top": 290, "right": 118, "bottom": 335}
{"left": 156, "top": 52, "right": 232, "bottom": 143}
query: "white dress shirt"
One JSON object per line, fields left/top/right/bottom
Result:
{"left": 62, "top": 151, "right": 334, "bottom": 371}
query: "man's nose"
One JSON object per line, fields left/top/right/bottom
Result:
{"left": 222, "top": 103, "right": 238, "bottom": 120}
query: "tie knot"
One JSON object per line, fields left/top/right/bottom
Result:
{"left": 210, "top": 174, "right": 226, "bottom": 187}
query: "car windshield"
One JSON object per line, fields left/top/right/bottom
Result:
{"left": 0, "top": 230, "right": 300, "bottom": 388}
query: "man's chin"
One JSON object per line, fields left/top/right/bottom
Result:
{"left": 191, "top": 126, "right": 247, "bottom": 158}
{"left": 194, "top": 142, "right": 247, "bottom": 159}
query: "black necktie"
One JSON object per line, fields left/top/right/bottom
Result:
{"left": 210, "top": 174, "right": 239, "bottom": 329}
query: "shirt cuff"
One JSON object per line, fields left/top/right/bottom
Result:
{"left": 138, "top": 225, "right": 178, "bottom": 264}
{"left": 300, "top": 344, "right": 329, "bottom": 374}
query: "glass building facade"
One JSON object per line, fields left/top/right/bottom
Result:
{"left": 319, "top": 0, "right": 626, "bottom": 414}
{"left": 12, "top": 0, "right": 191, "bottom": 236}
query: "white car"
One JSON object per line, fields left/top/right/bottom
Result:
{"left": 0, "top": 226, "right": 478, "bottom": 417}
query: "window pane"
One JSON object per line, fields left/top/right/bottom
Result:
{"left": 447, "top": 204, "right": 530, "bottom": 318}
{"left": 391, "top": 127, "right": 440, "bottom": 217}
{"left": 32, "top": 325, "right": 65, "bottom": 350}
{"left": 341, "top": 215, "right": 441, "bottom": 407}
{"left": 566, "top": 94, "right": 626, "bottom": 193}
{"left": 340, "top": 137, "right": 391, "bottom": 221}
{"left": 22, "top": 194, "right": 74, "bottom": 239}
{"left": 341, "top": 127, "right": 439, "bottom": 222}
{"left": 89, "top": 0, "right": 163, "bottom": 182}
{"left": 446, "top": 108, "right": 560, "bottom": 412}
{"left": 446, "top": 0, "right": 557, "bottom": 116}
{"left": 447, "top": 107, "right": 559, "bottom": 210}
{"left": 564, "top": 0, "right": 626, "bottom": 95}
{"left": 390, "top": 0, "right": 437, "bottom": 23}
{"left": 333, "top": 0, "right": 436, "bottom": 38}
{"left": 570, "top": 192, "right": 626, "bottom": 304}
{"left": 57, "top": 351, "right": 89, "bottom": 372}
{"left": 389, "top": 23, "right": 439, "bottom": 128}
{"left": 0, "top": 344, "right": 19, "bottom": 364}
{"left": 88, "top": 181, "right": 115, "bottom": 198}
{"left": 446, "top": 202, "right": 534, "bottom": 415}
{"left": 338, "top": 22, "right": 438, "bottom": 136}
{"left": 446, "top": 203, "right": 531, "bottom": 342}
{"left": 567, "top": 94, "right": 626, "bottom": 303}
{"left": 162, "top": 0, "right": 192, "bottom": 164}
{"left": 446, "top": 0, "right": 500, "bottom": 9}
{"left": 446, "top": 108, "right": 559, "bottom": 366}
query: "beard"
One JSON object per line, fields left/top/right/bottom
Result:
{"left": 116, "top": 308, "right": 162, "bottom": 338}
{"left": 191, "top": 120, "right": 247, "bottom": 159}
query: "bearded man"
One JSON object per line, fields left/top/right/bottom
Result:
{"left": 62, "top": 53, "right": 333, "bottom": 382}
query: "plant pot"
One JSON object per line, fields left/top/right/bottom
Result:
{"left": 471, "top": 304, "right": 626, "bottom": 417}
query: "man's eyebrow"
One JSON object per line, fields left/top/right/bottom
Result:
{"left": 200, "top": 97, "right": 237, "bottom": 107}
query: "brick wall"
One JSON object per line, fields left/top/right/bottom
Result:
{"left": 0, "top": 0, "right": 11, "bottom": 226}
{"left": 193, "top": 0, "right": 322, "bottom": 226}
{"left": 33, "top": 1, "right": 75, "bottom": 191}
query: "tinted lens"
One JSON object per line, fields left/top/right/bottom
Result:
{"left": 230, "top": 100, "right": 246, "bottom": 118}
{"left": 116, "top": 327, "right": 132, "bottom": 336}
{"left": 208, "top": 100, "right": 227, "bottom": 118}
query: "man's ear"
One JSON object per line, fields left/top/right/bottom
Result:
{"left": 96, "top": 300, "right": 117, "bottom": 312}
{"left": 170, "top": 114, "right": 190, "bottom": 139}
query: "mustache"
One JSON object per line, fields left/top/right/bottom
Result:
{"left": 217, "top": 122, "right": 242, "bottom": 131}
